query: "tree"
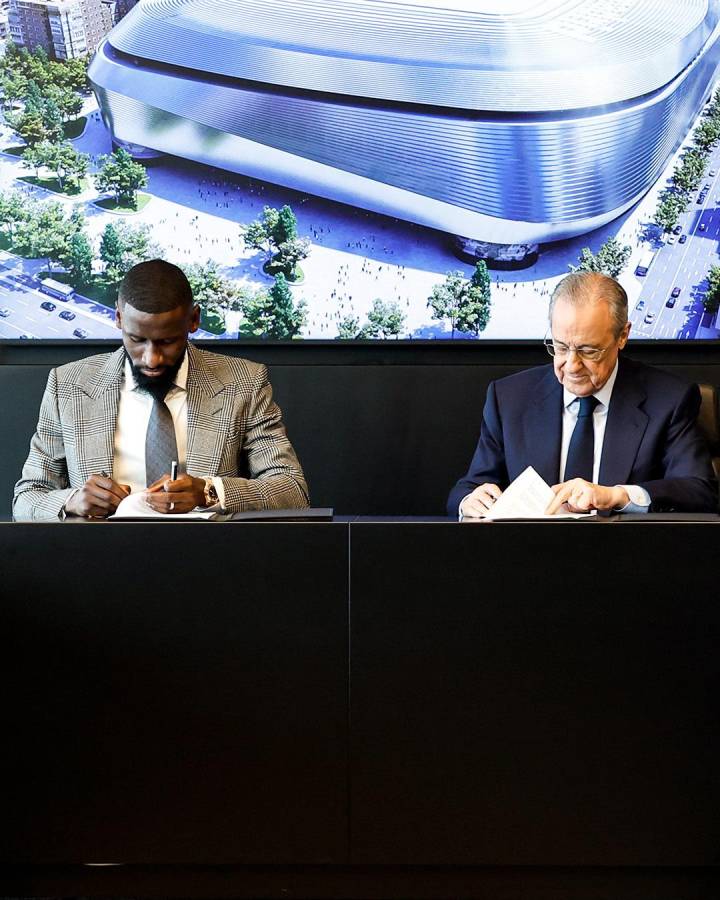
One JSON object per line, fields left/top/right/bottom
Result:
{"left": 99, "top": 221, "right": 159, "bottom": 280}
{"left": 63, "top": 231, "right": 93, "bottom": 287}
{"left": 99, "top": 223, "right": 125, "bottom": 280}
{"left": 6, "top": 108, "right": 48, "bottom": 147}
{"left": 704, "top": 265, "right": 720, "bottom": 315}
{"left": 21, "top": 140, "right": 53, "bottom": 178}
{"left": 0, "top": 191, "right": 29, "bottom": 243}
{"left": 239, "top": 273, "right": 306, "bottom": 339}
{"left": 53, "top": 85, "right": 84, "bottom": 123}
{"left": 241, "top": 219, "right": 273, "bottom": 258}
{"left": 1, "top": 72, "right": 29, "bottom": 110}
{"left": 427, "top": 271, "right": 474, "bottom": 338}
{"left": 336, "top": 315, "right": 361, "bottom": 340}
{"left": 694, "top": 118, "right": 720, "bottom": 152}
{"left": 272, "top": 204, "right": 298, "bottom": 247}
{"left": 360, "top": 299, "right": 406, "bottom": 339}
{"left": 14, "top": 200, "right": 79, "bottom": 270}
{"left": 461, "top": 260, "right": 492, "bottom": 335}
{"left": 275, "top": 236, "right": 310, "bottom": 278}
{"left": 654, "top": 189, "right": 686, "bottom": 234}
{"left": 47, "top": 142, "right": 90, "bottom": 191}
{"left": 185, "top": 261, "right": 240, "bottom": 328}
{"left": 242, "top": 204, "right": 310, "bottom": 276}
{"left": 94, "top": 148, "right": 148, "bottom": 208}
{"left": 569, "top": 237, "right": 631, "bottom": 278}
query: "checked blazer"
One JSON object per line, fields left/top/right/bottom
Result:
{"left": 13, "top": 343, "right": 309, "bottom": 520}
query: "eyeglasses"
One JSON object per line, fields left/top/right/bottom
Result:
{"left": 543, "top": 337, "right": 611, "bottom": 362}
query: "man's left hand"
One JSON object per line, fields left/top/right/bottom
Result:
{"left": 546, "top": 479, "right": 629, "bottom": 515}
{"left": 146, "top": 473, "right": 206, "bottom": 513}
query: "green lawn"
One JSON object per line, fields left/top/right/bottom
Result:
{"left": 63, "top": 117, "right": 87, "bottom": 139}
{"left": 19, "top": 175, "right": 90, "bottom": 196}
{"left": 94, "top": 192, "right": 152, "bottom": 214}
{"left": 262, "top": 260, "right": 305, "bottom": 284}
{"left": 200, "top": 309, "right": 227, "bottom": 335}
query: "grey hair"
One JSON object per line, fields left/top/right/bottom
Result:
{"left": 549, "top": 272, "right": 628, "bottom": 337}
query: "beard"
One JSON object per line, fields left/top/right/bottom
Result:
{"left": 125, "top": 348, "right": 185, "bottom": 399}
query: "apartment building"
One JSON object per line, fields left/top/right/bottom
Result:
{"left": 8, "top": 0, "right": 119, "bottom": 59}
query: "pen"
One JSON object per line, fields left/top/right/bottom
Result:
{"left": 171, "top": 460, "right": 178, "bottom": 481}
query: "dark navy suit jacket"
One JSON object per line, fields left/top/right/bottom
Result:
{"left": 447, "top": 357, "right": 717, "bottom": 516}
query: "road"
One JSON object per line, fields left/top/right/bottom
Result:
{"left": 632, "top": 150, "right": 720, "bottom": 339}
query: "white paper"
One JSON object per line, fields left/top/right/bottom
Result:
{"left": 109, "top": 491, "right": 216, "bottom": 520}
{"left": 476, "top": 466, "right": 594, "bottom": 520}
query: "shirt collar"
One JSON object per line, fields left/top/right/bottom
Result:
{"left": 563, "top": 358, "right": 619, "bottom": 410}
{"left": 123, "top": 349, "right": 189, "bottom": 393}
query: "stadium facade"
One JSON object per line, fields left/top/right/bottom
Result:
{"left": 89, "top": 0, "right": 720, "bottom": 249}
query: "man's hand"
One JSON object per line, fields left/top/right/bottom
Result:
{"left": 64, "top": 474, "right": 131, "bottom": 518}
{"left": 146, "top": 473, "right": 206, "bottom": 514}
{"left": 460, "top": 483, "right": 503, "bottom": 518}
{"left": 546, "top": 479, "right": 629, "bottom": 515}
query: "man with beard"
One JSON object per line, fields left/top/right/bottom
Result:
{"left": 13, "top": 259, "right": 308, "bottom": 520}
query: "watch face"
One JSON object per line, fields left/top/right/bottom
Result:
{"left": 205, "top": 481, "right": 218, "bottom": 505}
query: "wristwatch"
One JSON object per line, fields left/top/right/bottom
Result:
{"left": 203, "top": 478, "right": 219, "bottom": 507}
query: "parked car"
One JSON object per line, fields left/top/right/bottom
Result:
{"left": 0, "top": 307, "right": 10, "bottom": 317}
{"left": 667, "top": 235, "right": 675, "bottom": 244}
{"left": 644, "top": 310, "right": 656, "bottom": 324}
{"left": 697, "top": 193, "right": 707, "bottom": 203}
{"left": 72, "top": 327, "right": 89, "bottom": 339}
{"left": 673, "top": 224, "right": 682, "bottom": 234}
{"left": 666, "top": 296, "right": 677, "bottom": 308}
{"left": 40, "top": 301, "right": 56, "bottom": 312}
{"left": 679, "top": 234, "right": 688, "bottom": 243}
{"left": 671, "top": 286, "right": 681, "bottom": 297}
{"left": 59, "top": 310, "right": 76, "bottom": 321}
{"left": 710, "top": 169, "right": 717, "bottom": 177}
{"left": 635, "top": 299, "right": 646, "bottom": 311}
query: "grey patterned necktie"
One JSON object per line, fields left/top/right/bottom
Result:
{"left": 145, "top": 389, "right": 178, "bottom": 486}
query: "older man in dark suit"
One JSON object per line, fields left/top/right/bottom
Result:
{"left": 448, "top": 272, "right": 717, "bottom": 518}
{"left": 14, "top": 259, "right": 308, "bottom": 520}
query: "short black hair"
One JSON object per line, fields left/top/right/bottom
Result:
{"left": 118, "top": 259, "right": 193, "bottom": 313}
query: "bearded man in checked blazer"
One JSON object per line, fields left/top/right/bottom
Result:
{"left": 13, "top": 259, "right": 309, "bottom": 520}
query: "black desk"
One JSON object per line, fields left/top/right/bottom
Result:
{"left": 2, "top": 517, "right": 720, "bottom": 899}
{"left": 1, "top": 521, "right": 349, "bottom": 864}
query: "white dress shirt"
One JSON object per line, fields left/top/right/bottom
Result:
{"left": 560, "top": 361, "right": 649, "bottom": 511}
{"left": 113, "top": 353, "right": 225, "bottom": 507}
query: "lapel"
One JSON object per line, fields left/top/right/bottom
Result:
{"left": 76, "top": 347, "right": 124, "bottom": 481}
{"left": 598, "top": 357, "right": 649, "bottom": 486}
{"left": 526, "top": 367, "right": 564, "bottom": 485}
{"left": 185, "top": 343, "right": 230, "bottom": 476}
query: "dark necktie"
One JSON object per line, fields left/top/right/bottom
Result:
{"left": 564, "top": 395, "right": 599, "bottom": 482}
{"left": 145, "top": 390, "right": 178, "bottom": 486}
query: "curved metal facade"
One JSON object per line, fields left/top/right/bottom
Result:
{"left": 89, "top": 0, "right": 720, "bottom": 243}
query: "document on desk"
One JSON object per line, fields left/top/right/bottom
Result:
{"left": 109, "top": 492, "right": 216, "bottom": 520}
{"left": 480, "top": 466, "right": 593, "bottom": 520}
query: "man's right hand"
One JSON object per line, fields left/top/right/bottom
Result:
{"left": 64, "top": 474, "right": 131, "bottom": 518}
{"left": 459, "top": 483, "right": 503, "bottom": 518}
